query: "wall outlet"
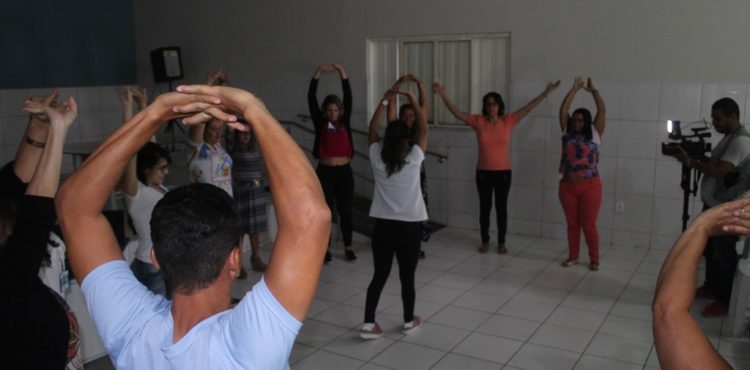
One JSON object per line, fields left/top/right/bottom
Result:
{"left": 615, "top": 201, "right": 625, "bottom": 213}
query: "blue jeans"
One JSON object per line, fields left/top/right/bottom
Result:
{"left": 131, "top": 259, "right": 168, "bottom": 297}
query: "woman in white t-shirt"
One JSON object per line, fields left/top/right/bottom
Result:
{"left": 117, "top": 87, "right": 172, "bottom": 295}
{"left": 360, "top": 88, "right": 428, "bottom": 339}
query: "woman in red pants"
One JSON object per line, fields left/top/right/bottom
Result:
{"left": 558, "top": 77, "right": 606, "bottom": 271}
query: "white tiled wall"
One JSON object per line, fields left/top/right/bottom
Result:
{"left": 296, "top": 79, "right": 750, "bottom": 250}
{"left": 0, "top": 86, "right": 132, "bottom": 175}
{"left": 7, "top": 79, "right": 747, "bottom": 250}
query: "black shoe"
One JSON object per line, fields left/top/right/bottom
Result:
{"left": 324, "top": 251, "right": 332, "bottom": 264}
{"left": 345, "top": 249, "right": 357, "bottom": 261}
{"left": 419, "top": 250, "right": 426, "bottom": 259}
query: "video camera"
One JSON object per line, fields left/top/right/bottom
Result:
{"left": 660, "top": 120, "right": 711, "bottom": 158}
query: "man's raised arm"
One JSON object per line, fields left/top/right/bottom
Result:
{"left": 177, "top": 85, "right": 331, "bottom": 320}
{"left": 56, "top": 92, "right": 231, "bottom": 283}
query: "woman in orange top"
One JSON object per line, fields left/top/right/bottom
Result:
{"left": 434, "top": 81, "right": 559, "bottom": 254}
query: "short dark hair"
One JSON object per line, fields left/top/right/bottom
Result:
{"left": 136, "top": 142, "right": 171, "bottom": 184}
{"left": 482, "top": 92, "right": 505, "bottom": 117}
{"left": 712, "top": 97, "right": 740, "bottom": 119}
{"left": 399, "top": 103, "right": 415, "bottom": 119}
{"left": 566, "top": 108, "right": 594, "bottom": 141}
{"left": 150, "top": 183, "right": 240, "bottom": 294}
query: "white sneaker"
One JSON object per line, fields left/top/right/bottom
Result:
{"left": 402, "top": 315, "right": 422, "bottom": 335}
{"left": 359, "top": 322, "right": 383, "bottom": 339}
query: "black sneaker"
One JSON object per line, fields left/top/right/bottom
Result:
{"left": 324, "top": 251, "right": 332, "bottom": 264}
{"left": 345, "top": 249, "right": 357, "bottom": 261}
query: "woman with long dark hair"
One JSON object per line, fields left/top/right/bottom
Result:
{"left": 558, "top": 77, "right": 606, "bottom": 271}
{"left": 388, "top": 74, "right": 431, "bottom": 256}
{"left": 360, "top": 88, "right": 428, "bottom": 339}
{"left": 308, "top": 64, "right": 356, "bottom": 262}
{"left": 434, "top": 81, "right": 559, "bottom": 254}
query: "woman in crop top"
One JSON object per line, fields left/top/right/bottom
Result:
{"left": 434, "top": 80, "right": 560, "bottom": 254}
{"left": 558, "top": 78, "right": 606, "bottom": 271}
{"left": 308, "top": 64, "right": 356, "bottom": 263}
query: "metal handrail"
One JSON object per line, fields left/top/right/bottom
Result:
{"left": 288, "top": 115, "right": 448, "bottom": 163}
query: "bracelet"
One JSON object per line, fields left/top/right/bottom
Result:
{"left": 25, "top": 136, "right": 46, "bottom": 148}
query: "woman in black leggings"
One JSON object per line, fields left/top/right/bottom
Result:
{"left": 434, "top": 81, "right": 559, "bottom": 254}
{"left": 360, "top": 86, "right": 428, "bottom": 339}
{"left": 307, "top": 64, "right": 356, "bottom": 262}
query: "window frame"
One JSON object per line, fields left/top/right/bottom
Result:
{"left": 367, "top": 32, "right": 511, "bottom": 128}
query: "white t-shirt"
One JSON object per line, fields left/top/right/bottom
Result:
{"left": 701, "top": 133, "right": 750, "bottom": 207}
{"left": 124, "top": 182, "right": 167, "bottom": 263}
{"left": 38, "top": 232, "right": 68, "bottom": 295}
{"left": 368, "top": 143, "right": 428, "bottom": 222}
{"left": 81, "top": 261, "right": 301, "bottom": 369}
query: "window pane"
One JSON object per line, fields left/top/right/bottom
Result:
{"left": 438, "top": 40, "right": 471, "bottom": 125}
{"left": 402, "top": 42, "right": 434, "bottom": 122}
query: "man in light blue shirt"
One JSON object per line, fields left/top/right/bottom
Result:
{"left": 57, "top": 84, "right": 332, "bottom": 369}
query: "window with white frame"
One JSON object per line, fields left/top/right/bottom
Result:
{"left": 367, "top": 33, "right": 510, "bottom": 126}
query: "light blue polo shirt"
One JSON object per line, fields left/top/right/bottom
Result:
{"left": 82, "top": 261, "right": 301, "bottom": 369}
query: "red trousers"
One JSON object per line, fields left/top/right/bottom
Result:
{"left": 559, "top": 177, "right": 602, "bottom": 263}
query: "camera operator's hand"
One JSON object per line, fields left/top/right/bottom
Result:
{"left": 669, "top": 147, "right": 690, "bottom": 166}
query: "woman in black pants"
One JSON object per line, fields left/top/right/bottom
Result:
{"left": 308, "top": 64, "right": 356, "bottom": 262}
{"left": 360, "top": 88, "right": 428, "bottom": 339}
{"left": 434, "top": 81, "right": 559, "bottom": 254}
{"left": 0, "top": 92, "right": 82, "bottom": 368}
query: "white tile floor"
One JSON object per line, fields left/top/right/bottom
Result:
{"left": 229, "top": 227, "right": 750, "bottom": 370}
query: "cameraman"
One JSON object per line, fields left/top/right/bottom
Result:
{"left": 668, "top": 97, "right": 750, "bottom": 317}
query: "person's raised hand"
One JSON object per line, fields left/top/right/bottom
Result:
{"left": 692, "top": 198, "right": 750, "bottom": 236}
{"left": 25, "top": 96, "right": 78, "bottom": 131}
{"left": 206, "top": 70, "right": 229, "bottom": 86}
{"left": 318, "top": 64, "right": 336, "bottom": 73}
{"left": 119, "top": 87, "right": 134, "bottom": 111}
{"left": 26, "top": 90, "right": 59, "bottom": 122}
{"left": 546, "top": 80, "right": 561, "bottom": 94}
{"left": 432, "top": 82, "right": 446, "bottom": 95}
{"left": 174, "top": 85, "right": 264, "bottom": 130}
{"left": 572, "top": 77, "right": 584, "bottom": 90}
{"left": 583, "top": 78, "right": 598, "bottom": 93}
{"left": 721, "top": 199, "right": 750, "bottom": 235}
{"left": 131, "top": 87, "right": 148, "bottom": 110}
{"left": 143, "top": 90, "right": 230, "bottom": 127}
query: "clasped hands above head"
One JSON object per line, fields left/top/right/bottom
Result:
{"left": 149, "top": 85, "right": 267, "bottom": 132}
